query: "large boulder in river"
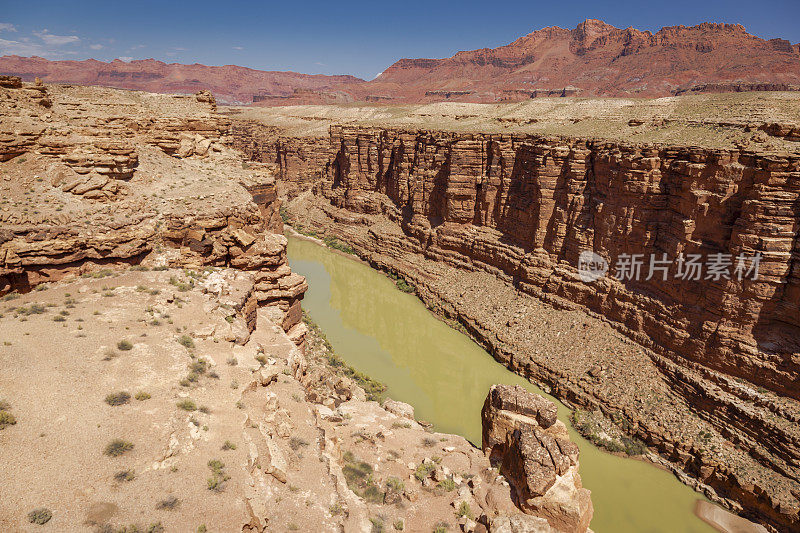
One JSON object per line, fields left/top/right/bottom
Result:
{"left": 482, "top": 385, "right": 593, "bottom": 533}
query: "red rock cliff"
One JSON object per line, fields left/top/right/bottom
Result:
{"left": 321, "top": 126, "right": 800, "bottom": 401}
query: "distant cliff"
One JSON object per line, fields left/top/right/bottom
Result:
{"left": 3, "top": 19, "right": 799, "bottom": 104}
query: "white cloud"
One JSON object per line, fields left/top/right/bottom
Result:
{"left": 0, "top": 37, "right": 47, "bottom": 56}
{"left": 34, "top": 30, "right": 80, "bottom": 46}
{"left": 0, "top": 22, "right": 17, "bottom": 32}
{"left": 89, "top": 43, "right": 103, "bottom": 50}
{"left": 232, "top": 46, "right": 243, "bottom": 50}
{"left": 118, "top": 56, "right": 133, "bottom": 62}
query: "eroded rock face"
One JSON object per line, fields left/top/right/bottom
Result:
{"left": 267, "top": 121, "right": 800, "bottom": 531}
{"left": 230, "top": 119, "right": 333, "bottom": 197}
{"left": 320, "top": 125, "right": 800, "bottom": 403}
{"left": 0, "top": 81, "right": 306, "bottom": 345}
{"left": 482, "top": 385, "right": 593, "bottom": 533}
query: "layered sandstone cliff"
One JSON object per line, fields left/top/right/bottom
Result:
{"left": 0, "top": 78, "right": 307, "bottom": 344}
{"left": 250, "top": 118, "right": 800, "bottom": 531}
{"left": 321, "top": 125, "right": 800, "bottom": 402}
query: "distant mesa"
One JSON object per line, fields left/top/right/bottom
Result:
{"left": 1, "top": 19, "right": 799, "bottom": 104}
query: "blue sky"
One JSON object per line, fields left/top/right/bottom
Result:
{"left": 1, "top": 0, "right": 798, "bottom": 79}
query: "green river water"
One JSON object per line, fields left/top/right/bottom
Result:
{"left": 287, "top": 236, "right": 716, "bottom": 533}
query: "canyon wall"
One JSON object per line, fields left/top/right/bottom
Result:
{"left": 230, "top": 120, "right": 332, "bottom": 196}
{"left": 321, "top": 125, "right": 800, "bottom": 401}
{"left": 0, "top": 79, "right": 307, "bottom": 345}
{"left": 233, "top": 121, "right": 800, "bottom": 530}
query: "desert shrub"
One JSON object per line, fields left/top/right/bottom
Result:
{"left": 0, "top": 410, "right": 16, "bottom": 429}
{"left": 189, "top": 359, "right": 208, "bottom": 374}
{"left": 105, "top": 391, "right": 131, "bottom": 406}
{"left": 27, "top": 508, "right": 52, "bottom": 525}
{"left": 456, "top": 501, "right": 472, "bottom": 518}
{"left": 370, "top": 517, "right": 385, "bottom": 533}
{"left": 289, "top": 436, "right": 309, "bottom": 451}
{"left": 329, "top": 503, "right": 344, "bottom": 515}
{"left": 104, "top": 439, "right": 134, "bottom": 457}
{"left": 386, "top": 476, "right": 404, "bottom": 492}
{"left": 176, "top": 399, "right": 197, "bottom": 411}
{"left": 422, "top": 437, "right": 437, "bottom": 447}
{"left": 437, "top": 478, "right": 456, "bottom": 492}
{"left": 155, "top": 496, "right": 179, "bottom": 510}
{"left": 177, "top": 335, "right": 194, "bottom": 349}
{"left": 221, "top": 440, "right": 237, "bottom": 451}
{"left": 117, "top": 340, "right": 133, "bottom": 351}
{"left": 135, "top": 391, "right": 151, "bottom": 401}
{"left": 393, "top": 519, "right": 404, "bottom": 530}
{"left": 207, "top": 459, "right": 230, "bottom": 491}
{"left": 226, "top": 357, "right": 237, "bottom": 366}
{"left": 414, "top": 462, "right": 435, "bottom": 482}
{"left": 342, "top": 451, "right": 383, "bottom": 503}
{"left": 114, "top": 469, "right": 135, "bottom": 482}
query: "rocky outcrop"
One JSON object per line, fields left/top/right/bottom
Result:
{"left": 0, "top": 81, "right": 306, "bottom": 345}
{"left": 482, "top": 385, "right": 593, "bottom": 533}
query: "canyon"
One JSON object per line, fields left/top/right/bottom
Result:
{"left": 230, "top": 93, "right": 800, "bottom": 532}
{"left": 2, "top": 19, "right": 800, "bottom": 105}
{"left": 0, "top": 78, "right": 597, "bottom": 532}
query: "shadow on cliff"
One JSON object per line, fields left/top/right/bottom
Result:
{"left": 750, "top": 193, "right": 800, "bottom": 397}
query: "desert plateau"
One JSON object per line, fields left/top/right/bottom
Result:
{"left": 1, "top": 4, "right": 799, "bottom": 533}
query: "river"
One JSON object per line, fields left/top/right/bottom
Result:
{"left": 287, "top": 235, "right": 716, "bottom": 533}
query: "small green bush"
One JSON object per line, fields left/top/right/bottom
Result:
{"left": 27, "top": 508, "right": 52, "bottom": 525}
{"left": 437, "top": 478, "right": 456, "bottom": 492}
{"left": 207, "top": 459, "right": 230, "bottom": 492}
{"left": 135, "top": 391, "right": 151, "bottom": 401}
{"left": 176, "top": 399, "right": 197, "bottom": 411}
{"left": 414, "top": 462, "right": 435, "bottom": 482}
{"left": 114, "top": 469, "right": 136, "bottom": 482}
{"left": 221, "top": 440, "right": 237, "bottom": 451}
{"left": 0, "top": 410, "right": 16, "bottom": 429}
{"left": 177, "top": 335, "right": 194, "bottom": 349}
{"left": 104, "top": 439, "right": 134, "bottom": 457}
{"left": 117, "top": 340, "right": 133, "bottom": 351}
{"left": 105, "top": 391, "right": 131, "bottom": 406}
